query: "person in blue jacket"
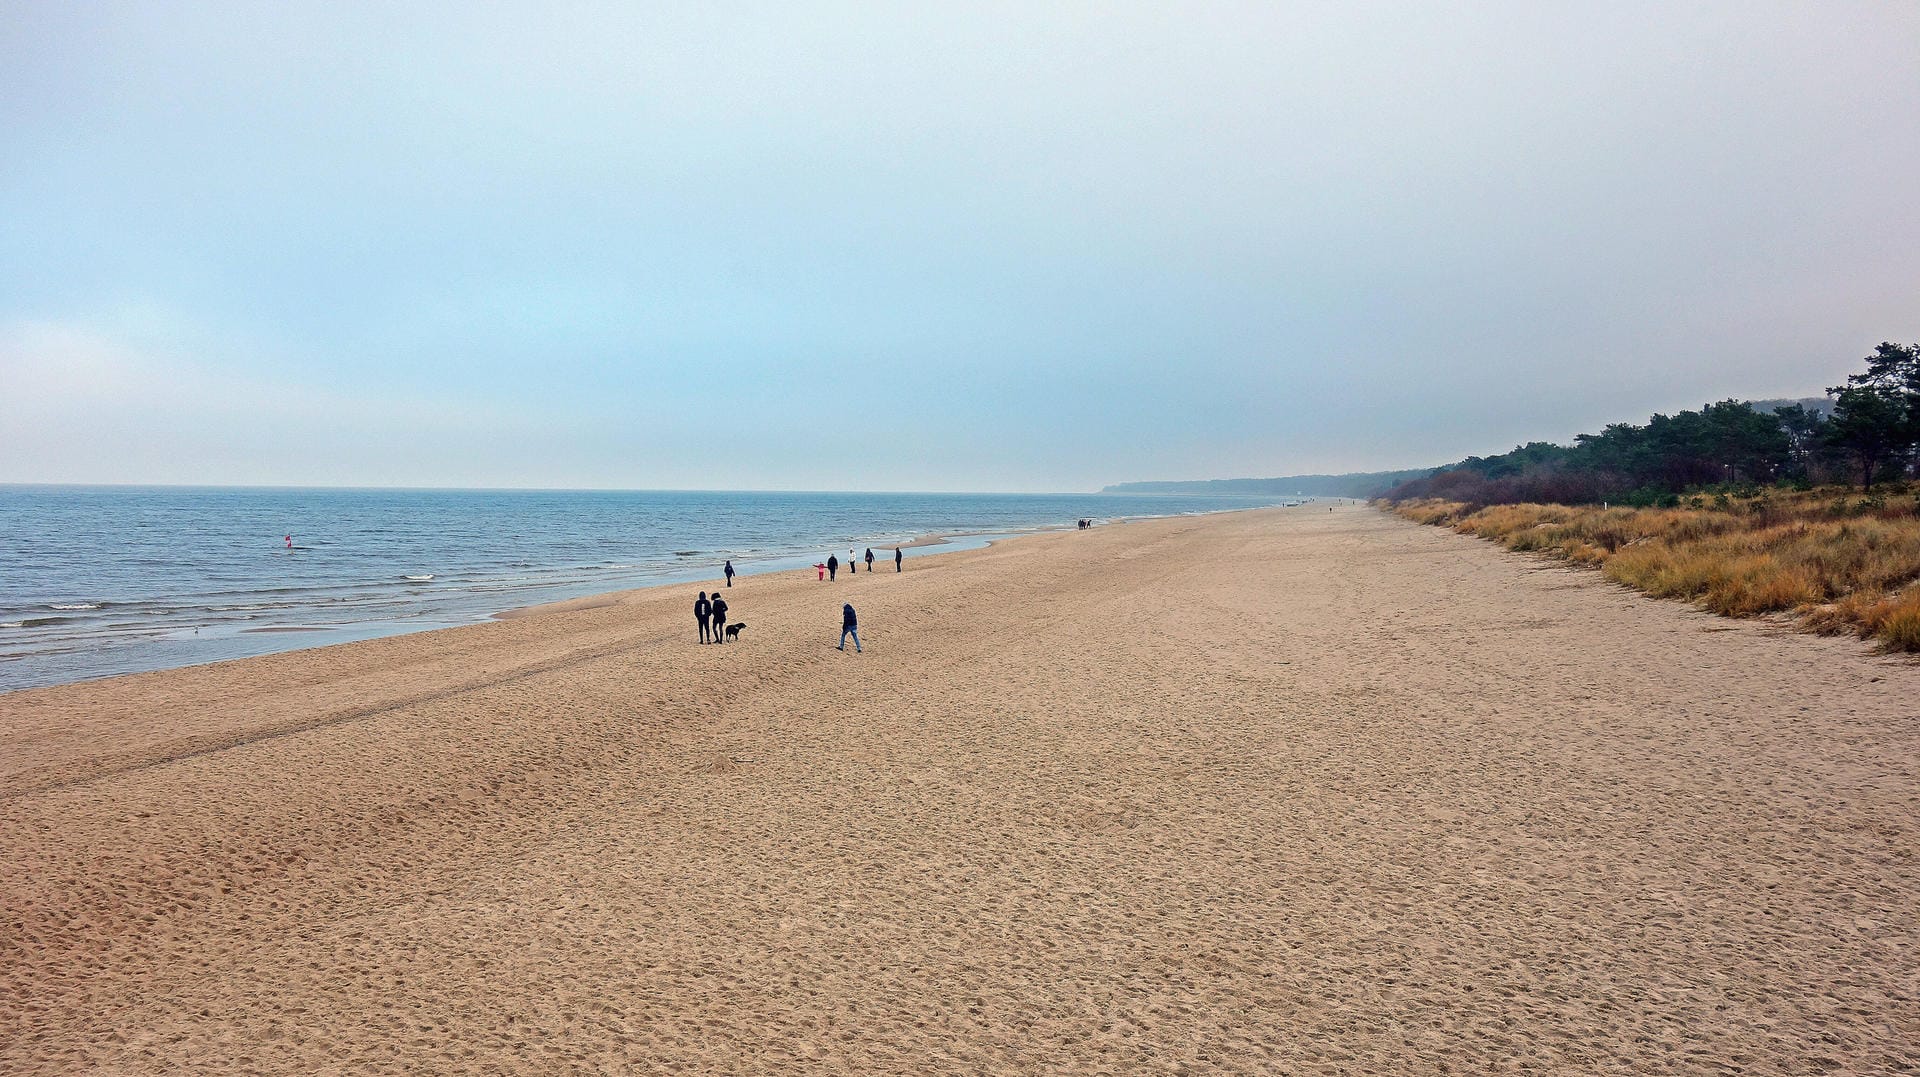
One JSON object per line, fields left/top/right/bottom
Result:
{"left": 838, "top": 602, "right": 861, "bottom": 653}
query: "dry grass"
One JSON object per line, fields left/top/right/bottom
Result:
{"left": 1391, "top": 487, "right": 1920, "bottom": 652}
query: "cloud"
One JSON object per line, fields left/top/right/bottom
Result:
{"left": 3, "top": 4, "right": 1916, "bottom": 489}
{"left": 0, "top": 316, "right": 553, "bottom": 485}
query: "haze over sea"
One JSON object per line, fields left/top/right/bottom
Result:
{"left": 0, "top": 486, "right": 1297, "bottom": 692}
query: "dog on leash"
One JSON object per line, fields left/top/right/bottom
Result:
{"left": 724, "top": 622, "right": 746, "bottom": 641}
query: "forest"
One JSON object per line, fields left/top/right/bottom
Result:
{"left": 1386, "top": 343, "right": 1920, "bottom": 506}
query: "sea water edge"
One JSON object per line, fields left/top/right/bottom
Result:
{"left": 0, "top": 485, "right": 1301, "bottom": 692}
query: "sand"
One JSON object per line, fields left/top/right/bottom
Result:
{"left": 2, "top": 504, "right": 1916, "bottom": 1074}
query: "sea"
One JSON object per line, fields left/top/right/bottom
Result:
{"left": 0, "top": 486, "right": 1299, "bottom": 692}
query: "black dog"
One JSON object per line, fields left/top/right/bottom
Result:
{"left": 724, "top": 622, "right": 746, "bottom": 641}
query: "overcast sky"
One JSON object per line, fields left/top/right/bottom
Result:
{"left": 3, "top": 2, "right": 1916, "bottom": 492}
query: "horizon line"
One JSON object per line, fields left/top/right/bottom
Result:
{"left": 0, "top": 480, "right": 1301, "bottom": 498}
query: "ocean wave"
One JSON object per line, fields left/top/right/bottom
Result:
{"left": 403, "top": 574, "right": 435, "bottom": 582}
{"left": 202, "top": 603, "right": 298, "bottom": 613}
{"left": 0, "top": 487, "right": 1300, "bottom": 691}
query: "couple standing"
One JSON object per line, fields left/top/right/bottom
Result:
{"left": 694, "top": 591, "right": 730, "bottom": 643}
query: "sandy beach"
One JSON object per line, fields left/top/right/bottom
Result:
{"left": 2, "top": 503, "right": 1915, "bottom": 1074}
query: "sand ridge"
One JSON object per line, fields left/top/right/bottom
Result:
{"left": 2, "top": 504, "right": 1916, "bottom": 1073}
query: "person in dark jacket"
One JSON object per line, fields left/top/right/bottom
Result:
{"left": 838, "top": 602, "right": 861, "bottom": 652}
{"left": 723, "top": 559, "right": 735, "bottom": 587}
{"left": 695, "top": 592, "right": 712, "bottom": 644}
{"left": 710, "top": 594, "right": 728, "bottom": 643}
{"left": 894, "top": 547, "right": 902, "bottom": 572}
{"left": 864, "top": 548, "right": 875, "bottom": 572}
{"left": 827, "top": 555, "right": 838, "bottom": 581}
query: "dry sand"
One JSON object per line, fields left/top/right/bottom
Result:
{"left": 2, "top": 504, "right": 1916, "bottom": 1074}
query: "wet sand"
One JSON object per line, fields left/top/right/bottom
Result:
{"left": 2, "top": 504, "right": 1916, "bottom": 1073}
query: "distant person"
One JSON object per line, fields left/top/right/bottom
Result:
{"left": 864, "top": 548, "right": 875, "bottom": 572}
{"left": 894, "top": 547, "right": 902, "bottom": 572}
{"left": 839, "top": 602, "right": 861, "bottom": 653}
{"left": 827, "top": 555, "right": 838, "bottom": 581}
{"left": 710, "top": 594, "right": 728, "bottom": 644}
{"left": 285, "top": 534, "right": 293, "bottom": 548}
{"left": 695, "top": 592, "right": 712, "bottom": 644}
{"left": 724, "top": 559, "right": 735, "bottom": 587}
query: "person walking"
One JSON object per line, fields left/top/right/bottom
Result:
{"left": 827, "top": 554, "right": 838, "bottom": 581}
{"left": 723, "top": 559, "right": 735, "bottom": 587}
{"left": 838, "top": 602, "right": 861, "bottom": 652}
{"left": 695, "top": 591, "right": 712, "bottom": 644}
{"left": 894, "top": 547, "right": 902, "bottom": 572}
{"left": 864, "top": 548, "right": 875, "bottom": 572}
{"left": 710, "top": 593, "right": 728, "bottom": 643}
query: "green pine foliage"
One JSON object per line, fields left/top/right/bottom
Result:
{"left": 1389, "top": 343, "right": 1920, "bottom": 505}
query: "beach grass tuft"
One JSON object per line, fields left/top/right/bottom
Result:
{"left": 1390, "top": 487, "right": 1920, "bottom": 652}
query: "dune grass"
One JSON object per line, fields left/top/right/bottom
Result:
{"left": 1389, "top": 486, "right": 1920, "bottom": 652}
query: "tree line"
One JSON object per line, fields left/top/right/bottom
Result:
{"left": 1387, "top": 342, "right": 1920, "bottom": 505}
{"left": 1103, "top": 468, "right": 1436, "bottom": 498}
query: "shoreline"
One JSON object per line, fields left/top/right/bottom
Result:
{"left": 9, "top": 502, "right": 1908, "bottom": 1072}
{"left": 0, "top": 507, "right": 1197, "bottom": 796}
{"left": 488, "top": 529, "right": 988, "bottom": 622}
{"left": 489, "top": 526, "right": 1041, "bottom": 622}
{"left": 1, "top": 500, "right": 1275, "bottom": 696}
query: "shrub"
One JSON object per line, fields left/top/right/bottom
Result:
{"left": 1878, "top": 590, "right": 1920, "bottom": 652}
{"left": 1392, "top": 485, "right": 1920, "bottom": 650}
